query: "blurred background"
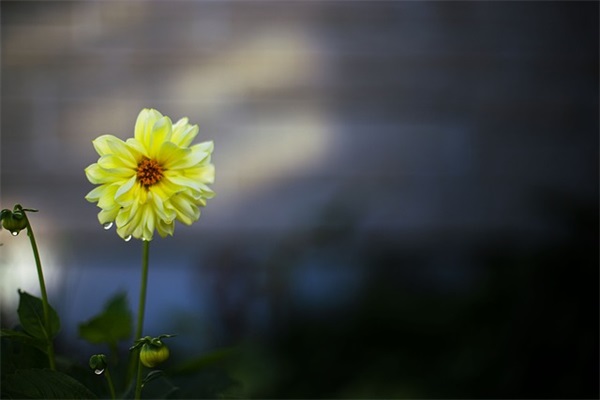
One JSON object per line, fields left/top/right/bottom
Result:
{"left": 1, "top": 1, "right": 598, "bottom": 398}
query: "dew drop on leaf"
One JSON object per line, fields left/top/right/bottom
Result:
{"left": 103, "top": 222, "right": 113, "bottom": 230}
{"left": 11, "top": 231, "right": 19, "bottom": 236}
{"left": 124, "top": 235, "right": 132, "bottom": 242}
{"left": 94, "top": 368, "right": 105, "bottom": 375}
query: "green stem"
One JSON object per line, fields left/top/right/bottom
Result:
{"left": 109, "top": 342, "right": 119, "bottom": 365}
{"left": 135, "top": 353, "right": 143, "bottom": 400}
{"left": 104, "top": 368, "right": 117, "bottom": 400}
{"left": 135, "top": 240, "right": 150, "bottom": 342}
{"left": 134, "top": 240, "right": 150, "bottom": 400}
{"left": 23, "top": 211, "right": 56, "bottom": 371}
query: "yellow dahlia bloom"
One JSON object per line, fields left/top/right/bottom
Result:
{"left": 85, "top": 109, "right": 215, "bottom": 241}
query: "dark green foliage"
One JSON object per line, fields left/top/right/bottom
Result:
{"left": 78, "top": 292, "right": 133, "bottom": 346}
{"left": 17, "top": 290, "right": 60, "bottom": 340}
{"left": 1, "top": 329, "right": 47, "bottom": 354}
{"left": 144, "top": 369, "right": 242, "bottom": 399}
{"left": 131, "top": 348, "right": 243, "bottom": 399}
{"left": 1, "top": 335, "right": 48, "bottom": 373}
{"left": 2, "top": 369, "right": 97, "bottom": 399}
{"left": 1, "top": 292, "right": 97, "bottom": 399}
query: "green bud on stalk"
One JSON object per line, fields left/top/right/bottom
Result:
{"left": 130, "top": 334, "right": 176, "bottom": 368}
{"left": 0, "top": 205, "right": 37, "bottom": 235}
{"left": 89, "top": 354, "right": 108, "bottom": 375}
{"left": 140, "top": 341, "right": 170, "bottom": 368}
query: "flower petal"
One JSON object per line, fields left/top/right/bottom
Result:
{"left": 98, "top": 154, "right": 136, "bottom": 170}
{"left": 156, "top": 219, "right": 175, "bottom": 237}
{"left": 134, "top": 109, "right": 163, "bottom": 146}
{"left": 147, "top": 116, "right": 173, "bottom": 158}
{"left": 107, "top": 138, "right": 141, "bottom": 168}
{"left": 171, "top": 118, "right": 199, "bottom": 148}
{"left": 114, "top": 175, "right": 138, "bottom": 206}
{"left": 85, "top": 184, "right": 110, "bottom": 203}
{"left": 185, "top": 164, "right": 216, "bottom": 185}
{"left": 142, "top": 204, "right": 156, "bottom": 241}
{"left": 126, "top": 138, "right": 149, "bottom": 159}
{"left": 85, "top": 163, "right": 133, "bottom": 184}
{"left": 192, "top": 140, "right": 214, "bottom": 155}
{"left": 162, "top": 172, "right": 203, "bottom": 193}
{"left": 157, "top": 141, "right": 190, "bottom": 169}
{"left": 92, "top": 135, "right": 120, "bottom": 156}
{"left": 98, "top": 207, "right": 120, "bottom": 225}
{"left": 148, "top": 190, "right": 176, "bottom": 222}
{"left": 93, "top": 134, "right": 139, "bottom": 167}
{"left": 168, "top": 192, "right": 201, "bottom": 225}
{"left": 97, "top": 184, "right": 120, "bottom": 209}
{"left": 166, "top": 142, "right": 212, "bottom": 170}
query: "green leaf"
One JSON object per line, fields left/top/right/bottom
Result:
{"left": 78, "top": 292, "right": 132, "bottom": 345}
{"left": 2, "top": 368, "right": 97, "bottom": 399}
{"left": 1, "top": 334, "right": 48, "bottom": 373}
{"left": 142, "top": 370, "right": 164, "bottom": 387}
{"left": 0, "top": 329, "right": 47, "bottom": 353}
{"left": 17, "top": 290, "right": 60, "bottom": 340}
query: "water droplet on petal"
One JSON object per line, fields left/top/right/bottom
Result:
{"left": 103, "top": 222, "right": 113, "bottom": 230}
{"left": 94, "top": 368, "right": 105, "bottom": 375}
{"left": 11, "top": 231, "right": 19, "bottom": 236}
{"left": 124, "top": 235, "right": 132, "bottom": 242}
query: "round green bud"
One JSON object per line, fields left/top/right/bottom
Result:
{"left": 140, "top": 341, "right": 170, "bottom": 368}
{"left": 1, "top": 211, "right": 27, "bottom": 235}
{"left": 89, "top": 354, "right": 108, "bottom": 374}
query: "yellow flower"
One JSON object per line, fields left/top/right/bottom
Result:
{"left": 85, "top": 109, "right": 215, "bottom": 241}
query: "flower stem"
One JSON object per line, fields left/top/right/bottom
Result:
{"left": 135, "top": 240, "right": 150, "bottom": 340}
{"left": 134, "top": 240, "right": 150, "bottom": 400}
{"left": 104, "top": 368, "right": 117, "bottom": 400}
{"left": 134, "top": 352, "right": 143, "bottom": 400}
{"left": 23, "top": 210, "right": 56, "bottom": 371}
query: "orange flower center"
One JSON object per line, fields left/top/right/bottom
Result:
{"left": 137, "top": 158, "right": 163, "bottom": 187}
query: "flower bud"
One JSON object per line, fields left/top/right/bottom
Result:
{"left": 139, "top": 341, "right": 170, "bottom": 368}
{"left": 0, "top": 210, "right": 27, "bottom": 235}
{"left": 130, "top": 334, "right": 175, "bottom": 368}
{"left": 89, "top": 354, "right": 108, "bottom": 375}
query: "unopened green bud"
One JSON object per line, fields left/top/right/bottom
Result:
{"left": 0, "top": 205, "right": 37, "bottom": 236}
{"left": 1, "top": 210, "right": 27, "bottom": 235}
{"left": 89, "top": 354, "right": 108, "bottom": 375}
{"left": 130, "top": 333, "right": 176, "bottom": 368}
{"left": 140, "top": 341, "right": 170, "bottom": 368}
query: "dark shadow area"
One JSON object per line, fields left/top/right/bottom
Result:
{"left": 193, "top": 190, "right": 598, "bottom": 399}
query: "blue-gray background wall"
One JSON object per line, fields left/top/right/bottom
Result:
{"left": 1, "top": 1, "right": 598, "bottom": 398}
